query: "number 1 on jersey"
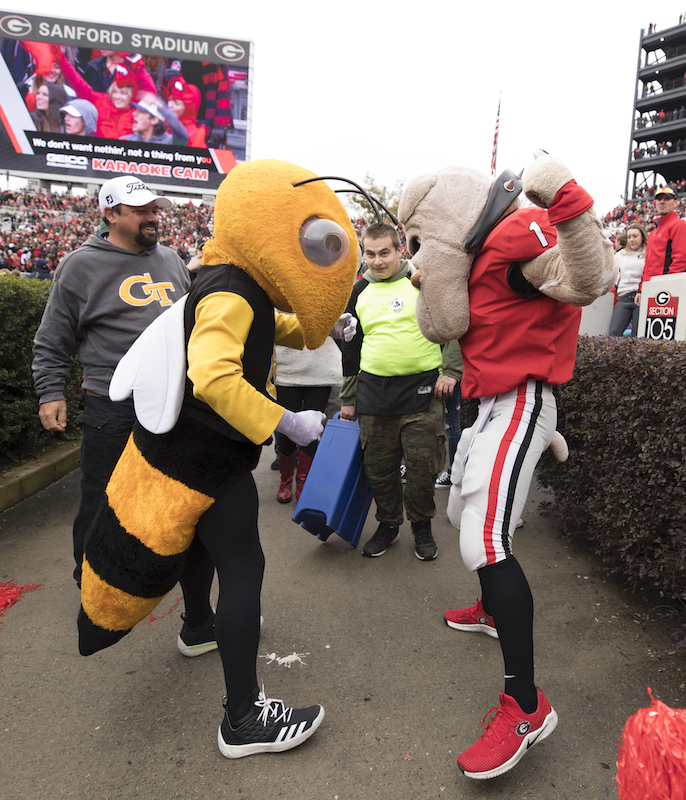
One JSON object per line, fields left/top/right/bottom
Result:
{"left": 529, "top": 220, "right": 549, "bottom": 248}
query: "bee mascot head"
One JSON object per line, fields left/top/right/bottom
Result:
{"left": 202, "top": 159, "right": 359, "bottom": 348}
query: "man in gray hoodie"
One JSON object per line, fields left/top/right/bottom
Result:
{"left": 59, "top": 99, "right": 98, "bottom": 137}
{"left": 32, "top": 176, "right": 191, "bottom": 586}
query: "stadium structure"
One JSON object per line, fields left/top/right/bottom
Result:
{"left": 626, "top": 19, "right": 686, "bottom": 200}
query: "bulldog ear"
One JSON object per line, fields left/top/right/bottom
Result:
{"left": 398, "top": 173, "right": 437, "bottom": 224}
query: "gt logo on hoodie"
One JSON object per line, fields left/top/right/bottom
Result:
{"left": 119, "top": 272, "right": 177, "bottom": 306}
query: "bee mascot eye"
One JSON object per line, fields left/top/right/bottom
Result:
{"left": 299, "top": 217, "right": 350, "bottom": 267}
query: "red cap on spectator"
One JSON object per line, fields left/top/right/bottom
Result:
{"left": 112, "top": 64, "right": 139, "bottom": 102}
{"left": 166, "top": 76, "right": 200, "bottom": 119}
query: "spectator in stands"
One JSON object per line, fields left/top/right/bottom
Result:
{"left": 31, "top": 83, "right": 69, "bottom": 133}
{"left": 635, "top": 187, "right": 686, "bottom": 306}
{"left": 83, "top": 50, "right": 128, "bottom": 93}
{"left": 166, "top": 76, "right": 207, "bottom": 147}
{"left": 120, "top": 98, "right": 189, "bottom": 145}
{"left": 25, "top": 58, "right": 76, "bottom": 101}
{"left": 32, "top": 254, "right": 53, "bottom": 280}
{"left": 610, "top": 224, "right": 648, "bottom": 336}
{"left": 56, "top": 49, "right": 156, "bottom": 139}
{"left": 60, "top": 99, "right": 98, "bottom": 137}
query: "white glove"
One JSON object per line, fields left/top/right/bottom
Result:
{"left": 275, "top": 409, "right": 326, "bottom": 447}
{"left": 330, "top": 312, "right": 357, "bottom": 342}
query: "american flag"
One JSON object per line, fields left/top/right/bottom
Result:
{"left": 490, "top": 96, "right": 501, "bottom": 176}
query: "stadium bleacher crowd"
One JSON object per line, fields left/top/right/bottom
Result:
{"left": 603, "top": 181, "right": 686, "bottom": 245}
{"left": 0, "top": 188, "right": 214, "bottom": 276}
{"left": 0, "top": 187, "right": 409, "bottom": 278}
{"left": 3, "top": 178, "right": 683, "bottom": 278}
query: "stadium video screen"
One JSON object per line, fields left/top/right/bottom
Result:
{"left": 0, "top": 11, "right": 252, "bottom": 192}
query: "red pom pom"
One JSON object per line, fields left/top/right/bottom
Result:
{"left": 0, "top": 580, "right": 43, "bottom": 625}
{"left": 22, "top": 40, "right": 57, "bottom": 77}
{"left": 617, "top": 688, "right": 686, "bottom": 799}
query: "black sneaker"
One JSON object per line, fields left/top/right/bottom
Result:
{"left": 218, "top": 689, "right": 324, "bottom": 758}
{"left": 362, "top": 523, "right": 400, "bottom": 557}
{"left": 434, "top": 470, "right": 451, "bottom": 489}
{"left": 412, "top": 520, "right": 437, "bottom": 561}
{"left": 177, "top": 611, "right": 218, "bottom": 657}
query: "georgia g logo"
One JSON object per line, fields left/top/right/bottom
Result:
{"left": 119, "top": 273, "right": 176, "bottom": 307}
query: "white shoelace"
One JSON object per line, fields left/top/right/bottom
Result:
{"left": 254, "top": 687, "right": 293, "bottom": 726}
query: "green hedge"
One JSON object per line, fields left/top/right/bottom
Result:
{"left": 537, "top": 336, "right": 686, "bottom": 629}
{"left": 0, "top": 276, "right": 83, "bottom": 459}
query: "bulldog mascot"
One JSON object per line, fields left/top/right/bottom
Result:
{"left": 398, "top": 151, "right": 616, "bottom": 779}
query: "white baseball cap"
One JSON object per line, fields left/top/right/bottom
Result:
{"left": 60, "top": 103, "right": 84, "bottom": 117}
{"left": 131, "top": 100, "right": 166, "bottom": 122}
{"left": 98, "top": 176, "right": 172, "bottom": 213}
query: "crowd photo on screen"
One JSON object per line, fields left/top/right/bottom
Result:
{"left": 0, "top": 37, "right": 249, "bottom": 156}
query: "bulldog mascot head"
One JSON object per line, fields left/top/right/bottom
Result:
{"left": 398, "top": 151, "right": 616, "bottom": 344}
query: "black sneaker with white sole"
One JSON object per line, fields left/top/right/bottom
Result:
{"left": 362, "top": 523, "right": 400, "bottom": 557}
{"left": 434, "top": 470, "right": 452, "bottom": 489}
{"left": 412, "top": 519, "right": 438, "bottom": 560}
{"left": 177, "top": 611, "right": 218, "bottom": 657}
{"left": 218, "top": 689, "right": 324, "bottom": 758}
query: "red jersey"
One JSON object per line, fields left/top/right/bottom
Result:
{"left": 459, "top": 207, "right": 581, "bottom": 399}
{"left": 640, "top": 210, "right": 686, "bottom": 290}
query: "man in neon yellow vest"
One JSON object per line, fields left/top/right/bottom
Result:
{"left": 340, "top": 223, "right": 449, "bottom": 560}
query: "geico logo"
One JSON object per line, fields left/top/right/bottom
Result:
{"left": 46, "top": 153, "right": 89, "bottom": 166}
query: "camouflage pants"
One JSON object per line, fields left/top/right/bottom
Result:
{"left": 358, "top": 397, "right": 445, "bottom": 525}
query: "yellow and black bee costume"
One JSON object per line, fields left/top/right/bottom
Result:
{"left": 77, "top": 160, "right": 359, "bottom": 685}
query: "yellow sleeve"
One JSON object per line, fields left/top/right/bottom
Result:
{"left": 187, "top": 292, "right": 284, "bottom": 444}
{"left": 274, "top": 312, "right": 305, "bottom": 348}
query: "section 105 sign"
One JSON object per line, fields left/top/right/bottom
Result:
{"left": 644, "top": 290, "right": 679, "bottom": 340}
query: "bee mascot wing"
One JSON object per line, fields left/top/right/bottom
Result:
{"left": 109, "top": 294, "right": 189, "bottom": 434}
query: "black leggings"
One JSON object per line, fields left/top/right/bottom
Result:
{"left": 275, "top": 385, "right": 331, "bottom": 457}
{"left": 180, "top": 471, "right": 264, "bottom": 723}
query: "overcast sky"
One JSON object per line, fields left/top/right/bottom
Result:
{"left": 9, "top": 0, "right": 686, "bottom": 216}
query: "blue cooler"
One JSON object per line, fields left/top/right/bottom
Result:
{"left": 292, "top": 413, "right": 373, "bottom": 547}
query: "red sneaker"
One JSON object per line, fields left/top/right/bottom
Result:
{"left": 457, "top": 688, "right": 558, "bottom": 779}
{"left": 444, "top": 596, "right": 498, "bottom": 639}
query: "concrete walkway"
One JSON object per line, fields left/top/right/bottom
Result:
{"left": 0, "top": 439, "right": 80, "bottom": 513}
{"left": 0, "top": 453, "right": 684, "bottom": 800}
